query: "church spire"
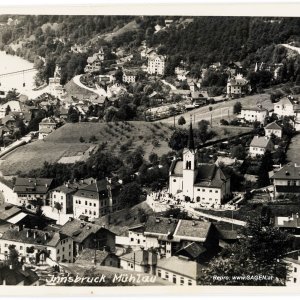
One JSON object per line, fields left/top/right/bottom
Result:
{"left": 187, "top": 115, "right": 195, "bottom": 150}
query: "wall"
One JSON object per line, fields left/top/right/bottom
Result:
{"left": 156, "top": 267, "right": 196, "bottom": 286}
{"left": 0, "top": 180, "right": 19, "bottom": 205}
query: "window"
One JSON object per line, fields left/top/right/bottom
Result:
{"left": 215, "top": 190, "right": 218, "bottom": 193}
{"left": 20, "top": 246, "right": 23, "bottom": 250}
{"left": 173, "top": 275, "right": 177, "bottom": 284}
{"left": 173, "top": 179, "right": 176, "bottom": 182}
{"left": 85, "top": 201, "right": 87, "bottom": 205}
{"left": 197, "top": 189, "right": 200, "bottom": 191}
{"left": 202, "top": 189, "right": 205, "bottom": 192}
{"left": 165, "top": 272, "right": 169, "bottom": 279}
{"left": 188, "top": 280, "right": 192, "bottom": 286}
{"left": 63, "top": 247, "right": 65, "bottom": 251}
{"left": 294, "top": 278, "right": 297, "bottom": 283}
{"left": 294, "top": 267, "right": 297, "bottom": 272}
{"left": 57, "top": 249, "right": 60, "bottom": 254}
{"left": 157, "top": 270, "right": 161, "bottom": 277}
{"left": 180, "top": 277, "right": 184, "bottom": 285}
{"left": 209, "top": 190, "right": 212, "bottom": 193}
{"left": 94, "top": 203, "right": 96, "bottom": 207}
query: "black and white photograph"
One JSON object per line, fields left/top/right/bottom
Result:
{"left": 0, "top": 2, "right": 300, "bottom": 294}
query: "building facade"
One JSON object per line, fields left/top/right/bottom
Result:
{"left": 147, "top": 54, "right": 165, "bottom": 75}
{"left": 264, "top": 122, "right": 282, "bottom": 138}
{"left": 249, "top": 136, "right": 274, "bottom": 157}
{"left": 240, "top": 106, "right": 268, "bottom": 123}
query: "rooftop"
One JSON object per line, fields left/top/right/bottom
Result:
{"left": 144, "top": 216, "right": 178, "bottom": 237}
{"left": 174, "top": 219, "right": 211, "bottom": 242}
{"left": 157, "top": 256, "right": 201, "bottom": 280}
{"left": 271, "top": 163, "right": 300, "bottom": 180}
{"left": 0, "top": 265, "right": 39, "bottom": 285}
{"left": 14, "top": 177, "right": 53, "bottom": 195}
{"left": 265, "top": 121, "right": 282, "bottom": 130}
{"left": 250, "top": 136, "right": 273, "bottom": 149}
{"left": 60, "top": 219, "right": 114, "bottom": 243}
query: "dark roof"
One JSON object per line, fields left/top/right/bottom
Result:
{"left": 265, "top": 122, "right": 282, "bottom": 130}
{"left": 0, "top": 266, "right": 39, "bottom": 285}
{"left": 215, "top": 227, "right": 238, "bottom": 240}
{"left": 60, "top": 219, "right": 114, "bottom": 243}
{"left": 176, "top": 242, "right": 207, "bottom": 259}
{"left": 0, "top": 204, "right": 21, "bottom": 221}
{"left": 242, "top": 106, "right": 267, "bottom": 112}
{"left": 73, "top": 179, "right": 116, "bottom": 200}
{"left": 194, "top": 164, "right": 228, "bottom": 188}
{"left": 174, "top": 220, "right": 211, "bottom": 242}
{"left": 1, "top": 228, "right": 63, "bottom": 247}
{"left": 271, "top": 163, "right": 300, "bottom": 180}
{"left": 14, "top": 178, "right": 53, "bottom": 195}
{"left": 144, "top": 216, "right": 178, "bottom": 237}
{"left": 275, "top": 215, "right": 300, "bottom": 228}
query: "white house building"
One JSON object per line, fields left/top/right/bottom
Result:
{"left": 249, "top": 136, "right": 274, "bottom": 157}
{"left": 240, "top": 105, "right": 268, "bottom": 124}
{"left": 264, "top": 122, "right": 282, "bottom": 138}
{"left": 274, "top": 97, "right": 295, "bottom": 117}
{"left": 284, "top": 255, "right": 300, "bottom": 286}
{"left": 168, "top": 121, "right": 231, "bottom": 205}
{"left": 227, "top": 74, "right": 251, "bottom": 97}
{"left": 147, "top": 54, "right": 166, "bottom": 75}
{"left": 0, "top": 226, "right": 73, "bottom": 264}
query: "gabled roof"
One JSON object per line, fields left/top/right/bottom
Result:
{"left": 60, "top": 219, "right": 114, "bottom": 243}
{"left": 0, "top": 204, "right": 22, "bottom": 221}
{"left": 0, "top": 266, "right": 39, "bottom": 285}
{"left": 276, "top": 97, "right": 293, "bottom": 106}
{"left": 174, "top": 219, "right": 211, "bottom": 242}
{"left": 194, "top": 164, "right": 228, "bottom": 188}
{"left": 14, "top": 178, "right": 53, "bottom": 195}
{"left": 73, "top": 179, "right": 112, "bottom": 200}
{"left": 265, "top": 122, "right": 282, "bottom": 130}
{"left": 157, "top": 256, "right": 201, "bottom": 280}
{"left": 144, "top": 216, "right": 178, "bottom": 237}
{"left": 271, "top": 163, "right": 300, "bottom": 180}
{"left": 242, "top": 106, "right": 268, "bottom": 112}
{"left": 176, "top": 242, "right": 207, "bottom": 259}
{"left": 250, "top": 136, "right": 273, "bottom": 148}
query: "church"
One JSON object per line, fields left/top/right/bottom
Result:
{"left": 168, "top": 121, "right": 231, "bottom": 206}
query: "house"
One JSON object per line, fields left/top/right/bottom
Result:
{"left": 0, "top": 226, "right": 73, "bottom": 264}
{"left": 127, "top": 224, "right": 147, "bottom": 247}
{"left": 70, "top": 44, "right": 88, "bottom": 53}
{"left": 48, "top": 65, "right": 66, "bottom": 99}
{"left": 227, "top": 61, "right": 243, "bottom": 76}
{"left": 240, "top": 105, "right": 268, "bottom": 124}
{"left": 73, "top": 179, "right": 121, "bottom": 219}
{"left": 264, "top": 122, "right": 282, "bottom": 138}
{"left": 120, "top": 249, "right": 157, "bottom": 274}
{"left": 38, "top": 117, "right": 59, "bottom": 140}
{"left": 0, "top": 100, "right": 22, "bottom": 119}
{"left": 249, "top": 136, "right": 274, "bottom": 157}
{"left": 156, "top": 256, "right": 201, "bottom": 286}
{"left": 227, "top": 74, "right": 251, "bottom": 97}
{"left": 165, "top": 19, "right": 174, "bottom": 27}
{"left": 284, "top": 252, "right": 300, "bottom": 286}
{"left": 168, "top": 121, "right": 231, "bottom": 205}
{"left": 84, "top": 48, "right": 104, "bottom": 73}
{"left": 274, "top": 214, "right": 300, "bottom": 235}
{"left": 147, "top": 54, "right": 166, "bottom": 76}
{"left": 274, "top": 97, "right": 295, "bottom": 117}
{"left": 49, "top": 178, "right": 97, "bottom": 215}
{"left": 0, "top": 265, "right": 39, "bottom": 286}
{"left": 76, "top": 248, "right": 119, "bottom": 267}
{"left": 13, "top": 177, "right": 54, "bottom": 206}
{"left": 270, "top": 163, "right": 300, "bottom": 197}
{"left": 122, "top": 69, "right": 138, "bottom": 83}
{"left": 60, "top": 218, "right": 115, "bottom": 257}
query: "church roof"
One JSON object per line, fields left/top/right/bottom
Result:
{"left": 194, "top": 164, "right": 228, "bottom": 188}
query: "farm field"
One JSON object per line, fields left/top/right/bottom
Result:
{"left": 0, "top": 121, "right": 174, "bottom": 176}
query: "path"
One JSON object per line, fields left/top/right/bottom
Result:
{"left": 161, "top": 79, "right": 177, "bottom": 91}
{"left": 287, "top": 133, "right": 300, "bottom": 163}
{"left": 73, "top": 75, "right": 101, "bottom": 96}
{"left": 0, "top": 133, "right": 33, "bottom": 158}
{"left": 281, "top": 44, "right": 300, "bottom": 55}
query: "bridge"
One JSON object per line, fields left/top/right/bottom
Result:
{"left": 0, "top": 68, "right": 37, "bottom": 78}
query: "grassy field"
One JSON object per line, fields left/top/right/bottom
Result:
{"left": 64, "top": 78, "right": 97, "bottom": 101}
{"left": 0, "top": 121, "right": 174, "bottom": 176}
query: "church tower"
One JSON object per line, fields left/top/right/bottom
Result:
{"left": 182, "top": 117, "right": 198, "bottom": 200}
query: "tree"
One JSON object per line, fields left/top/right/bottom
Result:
{"left": 257, "top": 150, "right": 273, "bottom": 188}
{"left": 54, "top": 202, "right": 63, "bottom": 224}
{"left": 177, "top": 116, "right": 186, "bottom": 126}
{"left": 8, "top": 245, "right": 20, "bottom": 269}
{"left": 230, "top": 144, "right": 246, "bottom": 160}
{"left": 168, "top": 129, "right": 188, "bottom": 151}
{"left": 5, "top": 105, "right": 11, "bottom": 116}
{"left": 67, "top": 106, "right": 79, "bottom": 123}
{"left": 117, "top": 182, "right": 142, "bottom": 207}
{"left": 149, "top": 153, "right": 158, "bottom": 165}
{"left": 233, "top": 102, "right": 242, "bottom": 114}
{"left": 198, "top": 216, "right": 293, "bottom": 285}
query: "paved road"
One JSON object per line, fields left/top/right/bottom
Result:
{"left": 161, "top": 79, "right": 177, "bottom": 91}
{"left": 73, "top": 75, "right": 100, "bottom": 96}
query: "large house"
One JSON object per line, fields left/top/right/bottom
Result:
{"left": 13, "top": 178, "right": 54, "bottom": 206}
{"left": 73, "top": 179, "right": 121, "bottom": 219}
{"left": 156, "top": 256, "right": 201, "bottom": 286}
{"left": 38, "top": 117, "right": 60, "bottom": 140}
{"left": 60, "top": 218, "right": 115, "bottom": 257}
{"left": 147, "top": 54, "right": 166, "bottom": 75}
{"left": 274, "top": 97, "right": 296, "bottom": 117}
{"left": 249, "top": 136, "right": 274, "bottom": 157}
{"left": 0, "top": 225, "right": 73, "bottom": 264}
{"left": 264, "top": 122, "right": 282, "bottom": 138}
{"left": 84, "top": 48, "right": 104, "bottom": 73}
{"left": 227, "top": 74, "right": 251, "bottom": 97}
{"left": 168, "top": 121, "right": 231, "bottom": 205}
{"left": 270, "top": 163, "right": 300, "bottom": 197}
{"left": 240, "top": 105, "right": 268, "bottom": 124}
{"left": 122, "top": 69, "right": 138, "bottom": 83}
{"left": 143, "top": 216, "right": 219, "bottom": 259}
{"left": 284, "top": 252, "right": 300, "bottom": 286}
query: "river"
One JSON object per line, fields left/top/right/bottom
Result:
{"left": 0, "top": 51, "right": 45, "bottom": 98}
